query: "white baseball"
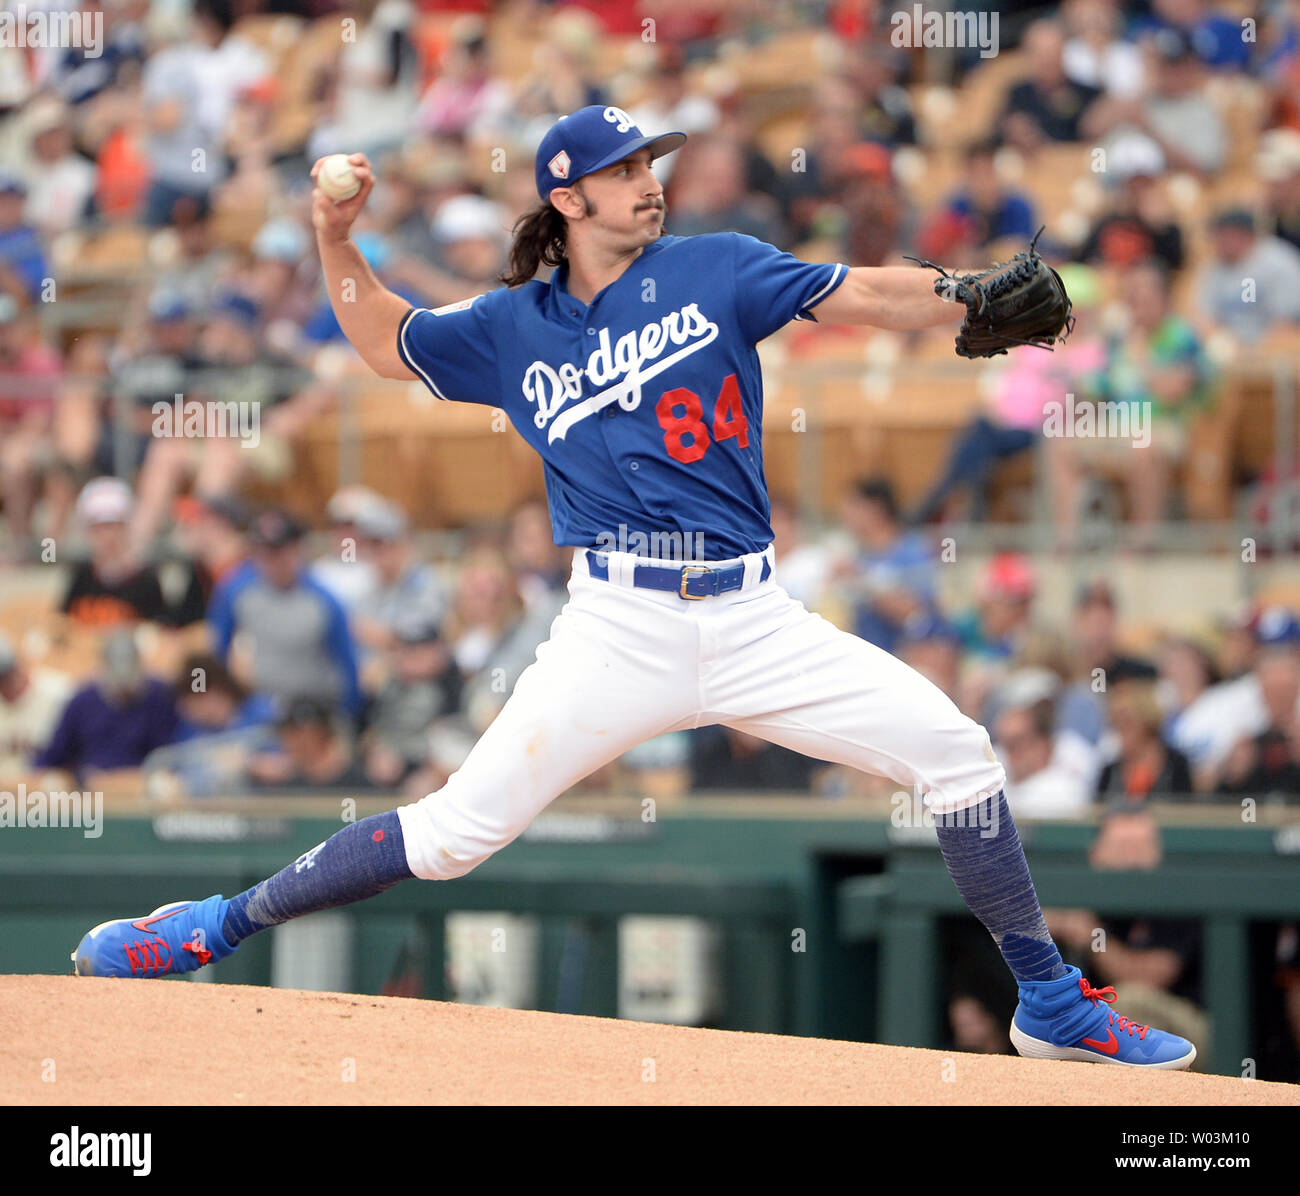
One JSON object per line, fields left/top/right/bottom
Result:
{"left": 317, "top": 154, "right": 361, "bottom": 201}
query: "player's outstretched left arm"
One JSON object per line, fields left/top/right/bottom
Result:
{"left": 811, "top": 266, "right": 962, "bottom": 331}
{"left": 817, "top": 239, "right": 1074, "bottom": 358}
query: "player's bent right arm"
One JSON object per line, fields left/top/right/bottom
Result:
{"left": 316, "top": 234, "right": 416, "bottom": 380}
{"left": 311, "top": 152, "right": 417, "bottom": 381}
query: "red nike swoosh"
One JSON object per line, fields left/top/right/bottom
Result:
{"left": 131, "top": 906, "right": 189, "bottom": 933}
{"left": 1080, "top": 1029, "right": 1119, "bottom": 1055}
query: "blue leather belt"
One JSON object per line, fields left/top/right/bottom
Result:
{"left": 583, "top": 550, "right": 771, "bottom": 599}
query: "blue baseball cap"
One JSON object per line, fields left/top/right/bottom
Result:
{"left": 534, "top": 105, "right": 685, "bottom": 200}
{"left": 212, "top": 291, "right": 260, "bottom": 329}
{"left": 253, "top": 218, "right": 309, "bottom": 263}
{"left": 1256, "top": 606, "right": 1300, "bottom": 646}
{"left": 898, "top": 610, "right": 962, "bottom": 648}
{"left": 147, "top": 287, "right": 193, "bottom": 323}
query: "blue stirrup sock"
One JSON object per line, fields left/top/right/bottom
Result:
{"left": 933, "top": 791, "right": 1069, "bottom": 984}
{"left": 215, "top": 798, "right": 1067, "bottom": 990}
{"left": 220, "top": 810, "right": 414, "bottom": 946}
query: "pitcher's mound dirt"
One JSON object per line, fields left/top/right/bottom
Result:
{"left": 2, "top": 975, "right": 1296, "bottom": 1105}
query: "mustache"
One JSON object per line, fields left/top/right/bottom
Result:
{"left": 636, "top": 198, "right": 666, "bottom": 212}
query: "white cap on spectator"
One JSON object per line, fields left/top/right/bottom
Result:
{"left": 253, "top": 219, "right": 309, "bottom": 263}
{"left": 431, "top": 194, "right": 508, "bottom": 245}
{"left": 326, "top": 484, "right": 384, "bottom": 525}
{"left": 355, "top": 498, "right": 408, "bottom": 541}
{"left": 26, "top": 95, "right": 70, "bottom": 141}
{"left": 997, "top": 667, "right": 1060, "bottom": 710}
{"left": 76, "top": 477, "right": 134, "bottom": 526}
{"left": 1257, "top": 128, "right": 1300, "bottom": 183}
{"left": 1107, "top": 135, "right": 1165, "bottom": 182}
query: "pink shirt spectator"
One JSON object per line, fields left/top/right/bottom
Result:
{"left": 0, "top": 340, "right": 62, "bottom": 423}
{"left": 992, "top": 337, "right": 1105, "bottom": 429}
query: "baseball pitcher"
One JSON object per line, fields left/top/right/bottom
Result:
{"left": 73, "top": 107, "right": 1190, "bottom": 1068}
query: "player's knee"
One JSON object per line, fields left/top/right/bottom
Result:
{"left": 922, "top": 715, "right": 1006, "bottom": 814}
{"left": 396, "top": 784, "right": 519, "bottom": 881}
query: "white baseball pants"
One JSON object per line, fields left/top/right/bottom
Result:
{"left": 398, "top": 548, "right": 1006, "bottom": 880}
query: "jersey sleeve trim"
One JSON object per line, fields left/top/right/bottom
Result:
{"left": 396, "top": 307, "right": 449, "bottom": 401}
{"left": 793, "top": 262, "right": 849, "bottom": 322}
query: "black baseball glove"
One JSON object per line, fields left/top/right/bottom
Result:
{"left": 907, "top": 229, "right": 1075, "bottom": 359}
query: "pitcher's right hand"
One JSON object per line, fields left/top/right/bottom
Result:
{"left": 311, "top": 152, "right": 374, "bottom": 242}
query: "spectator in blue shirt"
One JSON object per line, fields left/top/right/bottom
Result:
{"left": 140, "top": 652, "right": 280, "bottom": 797}
{"left": 835, "top": 478, "right": 937, "bottom": 654}
{"left": 34, "top": 630, "right": 179, "bottom": 783}
{"left": 171, "top": 652, "right": 278, "bottom": 743}
{"left": 207, "top": 508, "right": 363, "bottom": 720}
{"left": 937, "top": 141, "right": 1039, "bottom": 256}
{"left": 0, "top": 171, "right": 49, "bottom": 303}
{"left": 1132, "top": 0, "right": 1254, "bottom": 72}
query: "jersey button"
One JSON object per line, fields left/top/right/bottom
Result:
{"left": 586, "top": 327, "right": 596, "bottom": 335}
{"left": 629, "top": 461, "right": 639, "bottom": 471}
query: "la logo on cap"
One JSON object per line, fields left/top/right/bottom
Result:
{"left": 548, "top": 150, "right": 571, "bottom": 179}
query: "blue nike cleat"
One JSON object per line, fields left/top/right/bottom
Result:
{"left": 72, "top": 896, "right": 237, "bottom": 978}
{"left": 1009, "top": 965, "right": 1197, "bottom": 1069}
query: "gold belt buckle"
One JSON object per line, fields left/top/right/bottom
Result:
{"left": 679, "top": 565, "right": 712, "bottom": 599}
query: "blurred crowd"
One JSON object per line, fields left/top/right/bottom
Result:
{"left": 2, "top": 468, "right": 1298, "bottom": 814}
{"left": 777, "top": 475, "right": 1300, "bottom": 812}
{"left": 0, "top": 480, "right": 572, "bottom": 799}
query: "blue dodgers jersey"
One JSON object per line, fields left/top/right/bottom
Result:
{"left": 396, "top": 232, "right": 846, "bottom": 559}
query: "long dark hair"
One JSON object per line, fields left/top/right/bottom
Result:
{"left": 499, "top": 203, "right": 568, "bottom": 287}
